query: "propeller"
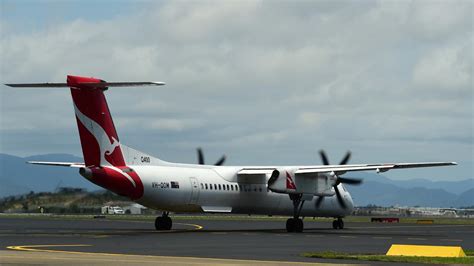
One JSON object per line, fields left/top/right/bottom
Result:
{"left": 197, "top": 147, "right": 227, "bottom": 166}
{"left": 315, "top": 150, "right": 362, "bottom": 209}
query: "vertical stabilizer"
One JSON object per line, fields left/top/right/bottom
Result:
{"left": 68, "top": 75, "right": 125, "bottom": 167}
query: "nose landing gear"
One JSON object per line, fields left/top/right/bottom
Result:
{"left": 155, "top": 212, "right": 172, "bottom": 230}
{"left": 332, "top": 218, "right": 344, "bottom": 229}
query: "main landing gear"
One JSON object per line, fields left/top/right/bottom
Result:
{"left": 286, "top": 194, "right": 305, "bottom": 233}
{"left": 332, "top": 218, "right": 344, "bottom": 229}
{"left": 155, "top": 212, "right": 172, "bottom": 230}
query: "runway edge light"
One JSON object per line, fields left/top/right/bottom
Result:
{"left": 386, "top": 244, "right": 466, "bottom": 258}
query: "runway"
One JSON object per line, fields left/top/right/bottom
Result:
{"left": 0, "top": 216, "right": 473, "bottom": 265}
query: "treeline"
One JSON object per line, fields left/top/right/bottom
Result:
{"left": 0, "top": 187, "right": 130, "bottom": 213}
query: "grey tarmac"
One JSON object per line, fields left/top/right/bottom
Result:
{"left": 0, "top": 217, "right": 472, "bottom": 265}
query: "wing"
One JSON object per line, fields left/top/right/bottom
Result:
{"left": 238, "top": 162, "right": 457, "bottom": 176}
{"left": 27, "top": 161, "right": 85, "bottom": 168}
{"left": 295, "top": 162, "right": 457, "bottom": 175}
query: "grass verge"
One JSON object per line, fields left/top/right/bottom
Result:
{"left": 303, "top": 251, "right": 474, "bottom": 264}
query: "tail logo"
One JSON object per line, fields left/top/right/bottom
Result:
{"left": 286, "top": 171, "right": 297, "bottom": 190}
{"left": 74, "top": 103, "right": 123, "bottom": 167}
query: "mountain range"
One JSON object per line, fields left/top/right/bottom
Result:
{"left": 0, "top": 153, "right": 472, "bottom": 207}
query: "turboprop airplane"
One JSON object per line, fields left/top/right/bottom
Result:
{"left": 6, "top": 75, "right": 457, "bottom": 232}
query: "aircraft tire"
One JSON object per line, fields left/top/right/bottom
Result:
{"left": 155, "top": 217, "right": 164, "bottom": 230}
{"left": 295, "top": 218, "right": 304, "bottom": 232}
{"left": 338, "top": 219, "right": 344, "bottom": 229}
{"left": 286, "top": 218, "right": 296, "bottom": 232}
{"left": 155, "top": 216, "right": 172, "bottom": 230}
{"left": 164, "top": 216, "right": 172, "bottom": 230}
{"left": 332, "top": 220, "right": 338, "bottom": 229}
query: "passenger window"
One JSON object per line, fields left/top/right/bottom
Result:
{"left": 230, "top": 185, "right": 234, "bottom": 191}
{"left": 218, "top": 184, "right": 221, "bottom": 190}
{"left": 205, "top": 184, "right": 208, "bottom": 190}
{"left": 214, "top": 184, "right": 217, "bottom": 190}
{"left": 201, "top": 184, "right": 204, "bottom": 189}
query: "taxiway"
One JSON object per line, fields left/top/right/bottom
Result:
{"left": 0, "top": 216, "right": 472, "bottom": 265}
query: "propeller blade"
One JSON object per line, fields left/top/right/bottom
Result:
{"left": 197, "top": 148, "right": 205, "bottom": 165}
{"left": 339, "top": 151, "right": 351, "bottom": 165}
{"left": 315, "top": 196, "right": 324, "bottom": 208}
{"left": 334, "top": 185, "right": 347, "bottom": 209}
{"left": 319, "top": 150, "right": 330, "bottom": 165}
{"left": 338, "top": 177, "right": 362, "bottom": 185}
{"left": 214, "top": 155, "right": 227, "bottom": 166}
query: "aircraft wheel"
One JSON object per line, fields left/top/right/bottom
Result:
{"left": 164, "top": 216, "right": 173, "bottom": 230}
{"left": 332, "top": 219, "right": 344, "bottom": 229}
{"left": 286, "top": 218, "right": 296, "bottom": 232}
{"left": 155, "top": 216, "right": 173, "bottom": 230}
{"left": 332, "top": 220, "right": 338, "bottom": 229}
{"left": 338, "top": 219, "right": 344, "bottom": 229}
{"left": 155, "top": 216, "right": 164, "bottom": 230}
{"left": 294, "top": 218, "right": 304, "bottom": 232}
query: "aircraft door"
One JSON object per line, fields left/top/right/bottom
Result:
{"left": 189, "top": 177, "right": 200, "bottom": 204}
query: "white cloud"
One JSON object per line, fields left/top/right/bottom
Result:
{"left": 413, "top": 43, "right": 471, "bottom": 91}
{"left": 0, "top": 0, "right": 472, "bottom": 180}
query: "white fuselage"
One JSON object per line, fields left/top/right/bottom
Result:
{"left": 130, "top": 164, "right": 354, "bottom": 218}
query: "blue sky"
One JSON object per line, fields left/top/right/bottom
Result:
{"left": 0, "top": 0, "right": 472, "bottom": 181}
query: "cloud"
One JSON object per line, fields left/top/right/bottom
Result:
{"left": 0, "top": 0, "right": 472, "bottom": 180}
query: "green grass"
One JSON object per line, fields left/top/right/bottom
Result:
{"left": 303, "top": 251, "right": 474, "bottom": 264}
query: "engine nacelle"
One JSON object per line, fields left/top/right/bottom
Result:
{"left": 267, "top": 168, "right": 335, "bottom": 196}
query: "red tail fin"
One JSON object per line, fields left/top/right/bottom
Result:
{"left": 68, "top": 75, "right": 126, "bottom": 167}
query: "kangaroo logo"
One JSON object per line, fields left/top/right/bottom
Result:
{"left": 74, "top": 103, "right": 121, "bottom": 166}
{"left": 286, "top": 171, "right": 297, "bottom": 190}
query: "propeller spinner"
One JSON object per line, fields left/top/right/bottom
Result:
{"left": 316, "top": 150, "right": 362, "bottom": 209}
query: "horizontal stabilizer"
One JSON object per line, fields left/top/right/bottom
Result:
{"left": 27, "top": 161, "right": 85, "bottom": 168}
{"left": 5, "top": 81, "right": 165, "bottom": 88}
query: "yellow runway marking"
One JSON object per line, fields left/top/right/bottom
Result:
{"left": 6, "top": 244, "right": 343, "bottom": 265}
{"left": 178, "top": 222, "right": 203, "bottom": 230}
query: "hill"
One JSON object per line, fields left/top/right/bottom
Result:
{"left": 1, "top": 153, "right": 473, "bottom": 207}
{"left": 0, "top": 153, "right": 98, "bottom": 197}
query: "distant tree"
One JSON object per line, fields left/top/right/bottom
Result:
{"left": 69, "top": 204, "right": 80, "bottom": 213}
{"left": 22, "top": 202, "right": 29, "bottom": 212}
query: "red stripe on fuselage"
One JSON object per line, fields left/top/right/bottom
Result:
{"left": 90, "top": 167, "right": 144, "bottom": 200}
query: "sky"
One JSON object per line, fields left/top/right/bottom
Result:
{"left": 0, "top": 0, "right": 472, "bottom": 181}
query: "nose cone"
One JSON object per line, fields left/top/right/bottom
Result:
{"left": 344, "top": 190, "right": 355, "bottom": 214}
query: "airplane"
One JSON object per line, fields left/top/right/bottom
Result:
{"left": 6, "top": 75, "right": 457, "bottom": 232}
